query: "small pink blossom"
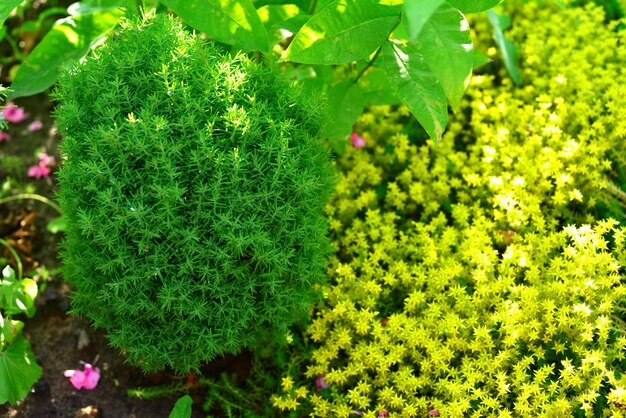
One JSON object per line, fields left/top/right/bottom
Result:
{"left": 28, "top": 163, "right": 51, "bottom": 180}
{"left": 64, "top": 363, "right": 101, "bottom": 390}
{"left": 429, "top": 410, "right": 440, "bottom": 417}
{"left": 2, "top": 102, "right": 28, "bottom": 124}
{"left": 37, "top": 152, "right": 54, "bottom": 167}
{"left": 350, "top": 132, "right": 366, "bottom": 149}
{"left": 378, "top": 410, "right": 389, "bottom": 418}
{"left": 27, "top": 120, "right": 43, "bottom": 132}
{"left": 0, "top": 132, "right": 9, "bottom": 143}
{"left": 28, "top": 152, "right": 55, "bottom": 180}
{"left": 316, "top": 374, "right": 331, "bottom": 391}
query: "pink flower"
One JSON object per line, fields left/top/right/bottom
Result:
{"left": 64, "top": 363, "right": 101, "bottom": 390}
{"left": 378, "top": 410, "right": 389, "bottom": 418}
{"left": 37, "top": 152, "right": 54, "bottom": 166}
{"left": 28, "top": 163, "right": 51, "bottom": 180}
{"left": 27, "top": 120, "right": 43, "bottom": 132}
{"left": 350, "top": 132, "right": 366, "bottom": 149}
{"left": 0, "top": 132, "right": 9, "bottom": 143}
{"left": 28, "top": 152, "right": 55, "bottom": 180}
{"left": 316, "top": 374, "right": 331, "bottom": 391}
{"left": 429, "top": 410, "right": 440, "bottom": 417}
{"left": 2, "top": 102, "right": 28, "bottom": 124}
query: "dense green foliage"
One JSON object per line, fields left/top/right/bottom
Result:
{"left": 564, "top": 0, "right": 626, "bottom": 20}
{"left": 5, "top": 0, "right": 511, "bottom": 144}
{"left": 272, "top": 2, "right": 626, "bottom": 416}
{"left": 53, "top": 13, "right": 333, "bottom": 373}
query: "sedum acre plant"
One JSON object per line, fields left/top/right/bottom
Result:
{"left": 53, "top": 13, "right": 333, "bottom": 373}
{"left": 273, "top": 106, "right": 626, "bottom": 417}
{"left": 462, "top": 1, "right": 626, "bottom": 233}
{"left": 273, "top": 2, "right": 626, "bottom": 416}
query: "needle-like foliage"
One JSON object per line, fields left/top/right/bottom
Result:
{"left": 53, "top": 13, "right": 334, "bottom": 374}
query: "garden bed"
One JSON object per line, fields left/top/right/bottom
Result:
{"left": 3, "top": 0, "right": 626, "bottom": 417}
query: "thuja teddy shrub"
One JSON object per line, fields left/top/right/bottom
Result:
{"left": 53, "top": 14, "right": 333, "bottom": 373}
{"left": 274, "top": 2, "right": 626, "bottom": 416}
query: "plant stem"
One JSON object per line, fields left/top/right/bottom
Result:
{"left": 353, "top": 46, "right": 383, "bottom": 84}
{"left": 0, "top": 193, "right": 62, "bottom": 214}
{"left": 0, "top": 238, "right": 23, "bottom": 280}
{"left": 613, "top": 314, "right": 626, "bottom": 330}
{"left": 4, "top": 33, "right": 24, "bottom": 62}
{"left": 353, "top": 17, "right": 401, "bottom": 84}
{"left": 308, "top": 0, "right": 318, "bottom": 15}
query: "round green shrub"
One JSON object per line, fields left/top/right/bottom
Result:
{"left": 53, "top": 13, "right": 334, "bottom": 373}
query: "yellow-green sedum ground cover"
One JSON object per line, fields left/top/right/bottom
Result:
{"left": 272, "top": 1, "right": 626, "bottom": 416}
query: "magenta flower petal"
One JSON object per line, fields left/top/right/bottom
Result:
{"left": 28, "top": 163, "right": 51, "bottom": 180}
{"left": 0, "top": 132, "right": 9, "bottom": 143}
{"left": 27, "top": 120, "right": 43, "bottom": 132}
{"left": 64, "top": 363, "right": 100, "bottom": 390}
{"left": 350, "top": 132, "right": 366, "bottom": 149}
{"left": 315, "top": 374, "right": 331, "bottom": 390}
{"left": 68, "top": 370, "right": 87, "bottom": 389}
{"left": 38, "top": 152, "right": 54, "bottom": 166}
{"left": 429, "top": 410, "right": 440, "bottom": 417}
{"left": 2, "top": 102, "right": 29, "bottom": 124}
{"left": 81, "top": 364, "right": 101, "bottom": 389}
{"left": 378, "top": 410, "right": 389, "bottom": 418}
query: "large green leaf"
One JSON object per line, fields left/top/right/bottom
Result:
{"left": 0, "top": 334, "right": 43, "bottom": 405}
{"left": 169, "top": 395, "right": 193, "bottom": 418}
{"left": 1, "top": 279, "right": 37, "bottom": 318}
{"left": 67, "top": 0, "right": 127, "bottom": 15}
{"left": 14, "top": 279, "right": 38, "bottom": 318}
{"left": 283, "top": 0, "right": 401, "bottom": 65}
{"left": 472, "top": 49, "right": 491, "bottom": 68}
{"left": 380, "top": 40, "right": 447, "bottom": 141}
{"left": 0, "top": 0, "right": 23, "bottom": 27}
{"left": 8, "top": 10, "right": 123, "bottom": 100}
{"left": 279, "top": 14, "right": 310, "bottom": 36}
{"left": 1, "top": 266, "right": 38, "bottom": 318}
{"left": 488, "top": 9, "right": 521, "bottom": 85}
{"left": 257, "top": 4, "right": 302, "bottom": 45}
{"left": 402, "top": 0, "right": 443, "bottom": 42}
{"left": 314, "top": 0, "right": 335, "bottom": 13}
{"left": 0, "top": 317, "right": 24, "bottom": 351}
{"left": 359, "top": 67, "right": 397, "bottom": 105}
{"left": 323, "top": 80, "right": 366, "bottom": 140}
{"left": 159, "top": 0, "right": 270, "bottom": 52}
{"left": 416, "top": 2, "right": 472, "bottom": 109}
{"left": 294, "top": 65, "right": 333, "bottom": 97}
{"left": 257, "top": 4, "right": 301, "bottom": 26}
{"left": 446, "top": 0, "right": 504, "bottom": 14}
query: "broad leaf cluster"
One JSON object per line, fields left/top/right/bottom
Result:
{"left": 0, "top": 265, "right": 42, "bottom": 405}
{"left": 5, "top": 0, "right": 513, "bottom": 143}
